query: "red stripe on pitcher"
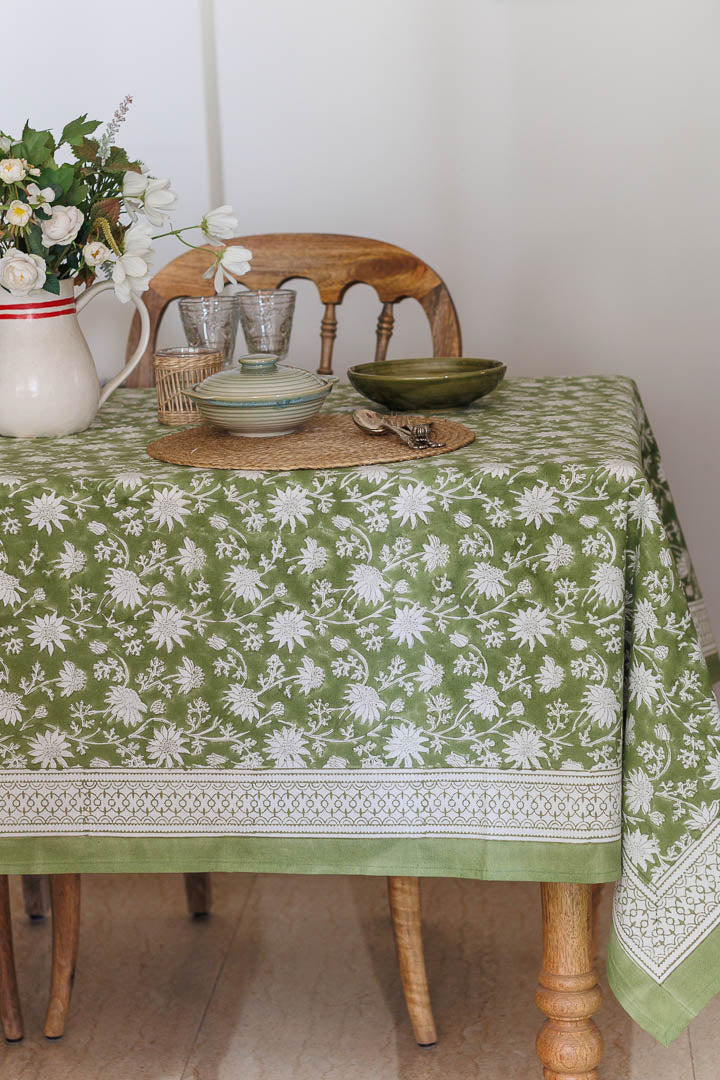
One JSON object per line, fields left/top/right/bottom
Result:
{"left": 0, "top": 305, "right": 76, "bottom": 320}
{"left": 1, "top": 296, "right": 76, "bottom": 310}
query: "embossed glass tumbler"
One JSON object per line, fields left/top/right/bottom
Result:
{"left": 178, "top": 296, "right": 241, "bottom": 370}
{"left": 237, "top": 289, "right": 296, "bottom": 363}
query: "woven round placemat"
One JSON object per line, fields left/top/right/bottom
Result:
{"left": 146, "top": 412, "right": 475, "bottom": 471}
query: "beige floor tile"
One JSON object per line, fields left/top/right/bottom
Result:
{"left": 1, "top": 872, "right": 255, "bottom": 1080}
{"left": 184, "top": 876, "right": 696, "bottom": 1080}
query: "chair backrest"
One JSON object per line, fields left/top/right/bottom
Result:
{"left": 125, "top": 233, "right": 462, "bottom": 387}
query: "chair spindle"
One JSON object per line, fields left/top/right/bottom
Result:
{"left": 319, "top": 302, "right": 338, "bottom": 374}
{"left": 374, "top": 302, "right": 395, "bottom": 363}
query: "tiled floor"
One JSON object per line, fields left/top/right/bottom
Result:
{"left": 0, "top": 872, "right": 713, "bottom": 1079}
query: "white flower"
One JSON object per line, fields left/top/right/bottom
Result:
{"left": 702, "top": 753, "right": 720, "bottom": 790}
{"left": 0, "top": 158, "right": 26, "bottom": 183}
{"left": 602, "top": 458, "right": 638, "bottom": 482}
{"left": 417, "top": 655, "right": 443, "bottom": 691}
{"left": 4, "top": 200, "right": 31, "bottom": 227}
{"left": 583, "top": 684, "right": 620, "bottom": 728}
{"left": 628, "top": 662, "right": 662, "bottom": 709}
{"left": 508, "top": 605, "right": 553, "bottom": 651}
{"left": 27, "top": 612, "right": 71, "bottom": 654}
{"left": 536, "top": 656, "right": 565, "bottom": 693}
{"left": 147, "top": 486, "right": 190, "bottom": 530}
{"left": 224, "top": 684, "right": 261, "bottom": 721}
{"left": 206, "top": 244, "right": 252, "bottom": 291}
{"left": 349, "top": 564, "right": 388, "bottom": 606}
{"left": 0, "top": 690, "right": 23, "bottom": 725}
{"left": 201, "top": 205, "right": 239, "bottom": 242}
{"left": 106, "top": 684, "right": 146, "bottom": 726}
{"left": 465, "top": 681, "right": 500, "bottom": 720}
{"left": 344, "top": 682, "right": 385, "bottom": 725}
{"left": 267, "top": 608, "right": 312, "bottom": 652}
{"left": 83, "top": 240, "right": 112, "bottom": 267}
{"left": 449, "top": 632, "right": 469, "bottom": 648}
{"left": 26, "top": 183, "right": 54, "bottom": 213}
{"left": 227, "top": 564, "right": 266, "bottom": 603}
{"left": 421, "top": 535, "right": 450, "bottom": 572}
{"left": 295, "top": 657, "right": 324, "bottom": 695}
{"left": 268, "top": 484, "right": 313, "bottom": 532}
{"left": 40, "top": 205, "right": 84, "bottom": 247}
{"left": 579, "top": 515, "right": 598, "bottom": 528}
{"left": 391, "top": 482, "right": 435, "bottom": 527}
{"left": 177, "top": 537, "right": 206, "bottom": 575}
{"left": 112, "top": 221, "right": 154, "bottom": 302}
{"left": 389, "top": 603, "right": 430, "bottom": 648}
{"left": 480, "top": 463, "right": 511, "bottom": 477}
{"left": 467, "top": 561, "right": 508, "bottom": 600}
{"left": 686, "top": 802, "right": 720, "bottom": 832}
{"left": 138, "top": 176, "right": 177, "bottom": 226}
{"left": 385, "top": 722, "right": 428, "bottom": 767}
{"left": 115, "top": 470, "right": 144, "bottom": 490}
{"left": 122, "top": 170, "right": 148, "bottom": 204}
{"left": 28, "top": 729, "right": 73, "bottom": 769}
{"left": 264, "top": 725, "right": 309, "bottom": 768}
{"left": 623, "top": 828, "right": 659, "bottom": 870}
{"left": 628, "top": 490, "right": 661, "bottom": 534}
{"left": 589, "top": 563, "right": 624, "bottom": 607}
{"left": 57, "top": 660, "right": 86, "bottom": 697}
{"left": 514, "top": 484, "right": 560, "bottom": 528}
{"left": 55, "top": 541, "right": 86, "bottom": 578}
{"left": 0, "top": 570, "right": 23, "bottom": 607}
{"left": 297, "top": 537, "right": 327, "bottom": 573}
{"left": 634, "top": 599, "right": 659, "bottom": 643}
{"left": 542, "top": 535, "right": 573, "bottom": 571}
{"left": 503, "top": 728, "right": 547, "bottom": 768}
{"left": 625, "top": 768, "right": 654, "bottom": 814}
{"left": 454, "top": 511, "right": 472, "bottom": 528}
{"left": 106, "top": 567, "right": 147, "bottom": 609}
{"left": 147, "top": 723, "right": 187, "bottom": 767}
{"left": 26, "top": 491, "right": 71, "bottom": 533}
{"left": 0, "top": 247, "right": 46, "bottom": 294}
{"left": 147, "top": 606, "right": 191, "bottom": 652}
{"left": 173, "top": 657, "right": 205, "bottom": 693}
{"left": 0, "top": 137, "right": 10, "bottom": 153}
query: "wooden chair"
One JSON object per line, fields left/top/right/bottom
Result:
{"left": 0, "top": 876, "right": 23, "bottom": 1041}
{"left": 42, "top": 233, "right": 461, "bottom": 1043}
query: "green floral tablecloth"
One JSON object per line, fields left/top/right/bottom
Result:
{"left": 0, "top": 377, "right": 718, "bottom": 1043}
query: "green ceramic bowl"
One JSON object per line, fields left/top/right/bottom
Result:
{"left": 347, "top": 357, "right": 506, "bottom": 411}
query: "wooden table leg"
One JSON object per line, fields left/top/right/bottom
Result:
{"left": 0, "top": 876, "right": 23, "bottom": 1041}
{"left": 536, "top": 883, "right": 603, "bottom": 1079}
{"left": 21, "top": 875, "right": 50, "bottom": 921}
{"left": 44, "top": 874, "right": 80, "bottom": 1039}
{"left": 388, "top": 876, "right": 437, "bottom": 1047}
{"left": 184, "top": 872, "right": 212, "bottom": 917}
{"left": 590, "top": 884, "right": 605, "bottom": 968}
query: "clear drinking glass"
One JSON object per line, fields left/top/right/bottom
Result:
{"left": 178, "top": 296, "right": 241, "bottom": 370}
{"left": 237, "top": 289, "right": 296, "bottom": 362}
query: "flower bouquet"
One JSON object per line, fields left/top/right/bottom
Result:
{"left": 0, "top": 96, "right": 251, "bottom": 299}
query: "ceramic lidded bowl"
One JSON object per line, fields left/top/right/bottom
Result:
{"left": 347, "top": 357, "right": 506, "bottom": 411}
{"left": 184, "top": 354, "right": 336, "bottom": 437}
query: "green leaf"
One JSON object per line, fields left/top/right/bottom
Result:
{"left": 21, "top": 122, "right": 54, "bottom": 166}
{"left": 102, "top": 145, "right": 142, "bottom": 174}
{"left": 25, "top": 224, "right": 46, "bottom": 258}
{"left": 37, "top": 163, "right": 76, "bottom": 197}
{"left": 43, "top": 274, "right": 60, "bottom": 296}
{"left": 60, "top": 115, "right": 100, "bottom": 147}
{"left": 65, "top": 179, "right": 89, "bottom": 207}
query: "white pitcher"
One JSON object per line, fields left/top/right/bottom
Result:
{"left": 0, "top": 279, "right": 150, "bottom": 438}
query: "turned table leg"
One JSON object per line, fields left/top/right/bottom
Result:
{"left": 44, "top": 874, "right": 81, "bottom": 1039}
{"left": 388, "top": 876, "right": 437, "bottom": 1047}
{"left": 184, "top": 872, "right": 212, "bottom": 917}
{"left": 536, "top": 883, "right": 603, "bottom": 1079}
{"left": 21, "top": 875, "right": 50, "bottom": 921}
{"left": 0, "top": 876, "right": 23, "bottom": 1041}
{"left": 590, "top": 884, "right": 604, "bottom": 968}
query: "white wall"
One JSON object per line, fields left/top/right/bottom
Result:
{"left": 5, "top": 0, "right": 720, "bottom": 632}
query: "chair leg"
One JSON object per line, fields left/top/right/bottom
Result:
{"left": 44, "top": 874, "right": 81, "bottom": 1039}
{"left": 536, "top": 883, "right": 603, "bottom": 1079}
{"left": 0, "top": 876, "right": 23, "bottom": 1041}
{"left": 21, "top": 875, "right": 50, "bottom": 921}
{"left": 184, "top": 872, "right": 212, "bottom": 917}
{"left": 387, "top": 876, "right": 437, "bottom": 1047}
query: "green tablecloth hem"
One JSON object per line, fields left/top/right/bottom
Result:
{"left": 607, "top": 920, "right": 720, "bottom": 1046}
{"left": 0, "top": 835, "right": 621, "bottom": 881}
{"left": 706, "top": 651, "right": 720, "bottom": 686}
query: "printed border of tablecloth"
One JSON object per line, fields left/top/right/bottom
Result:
{"left": 0, "top": 766, "right": 621, "bottom": 840}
